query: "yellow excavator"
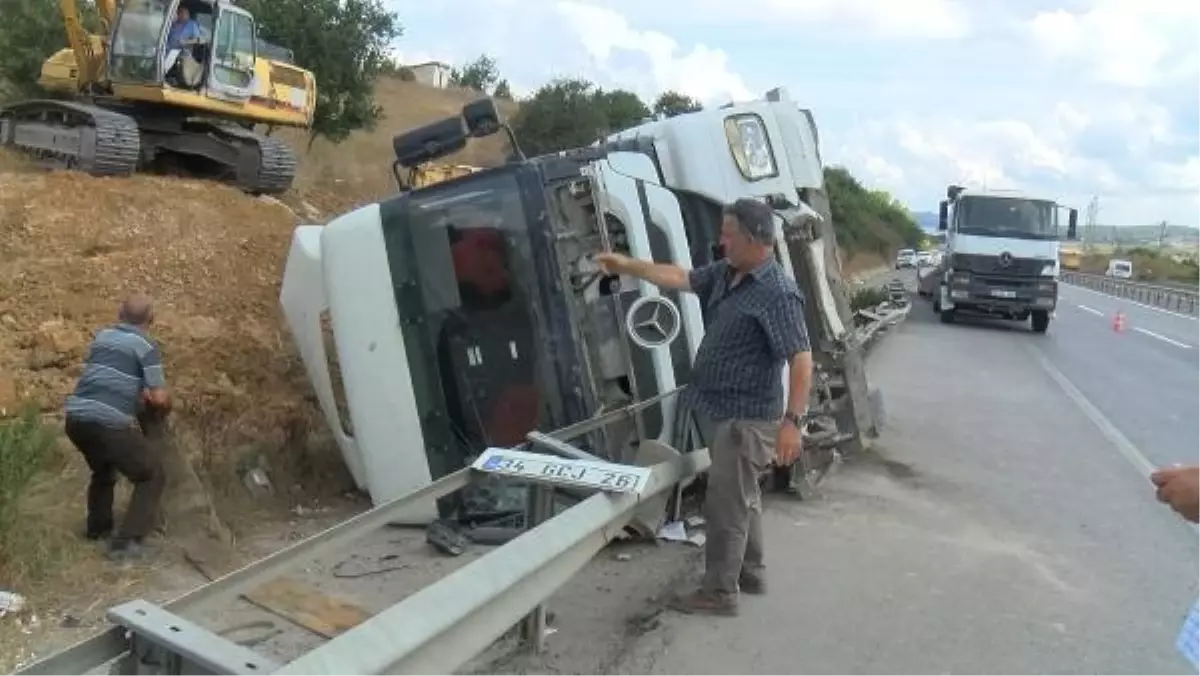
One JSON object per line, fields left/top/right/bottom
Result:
{"left": 0, "top": 0, "right": 316, "bottom": 193}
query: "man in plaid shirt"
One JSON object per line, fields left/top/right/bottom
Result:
{"left": 597, "top": 197, "right": 813, "bottom": 616}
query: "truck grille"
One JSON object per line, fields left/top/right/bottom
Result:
{"left": 953, "top": 252, "right": 1045, "bottom": 277}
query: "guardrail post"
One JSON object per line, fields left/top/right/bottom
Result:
{"left": 520, "top": 484, "right": 555, "bottom": 653}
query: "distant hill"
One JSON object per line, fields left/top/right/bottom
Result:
{"left": 1082, "top": 224, "right": 1200, "bottom": 245}
{"left": 907, "top": 209, "right": 1198, "bottom": 243}
{"left": 912, "top": 211, "right": 940, "bottom": 232}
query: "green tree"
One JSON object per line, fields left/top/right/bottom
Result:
{"left": 240, "top": 0, "right": 402, "bottom": 146}
{"left": 653, "top": 90, "right": 702, "bottom": 118}
{"left": 510, "top": 78, "right": 649, "bottom": 156}
{"left": 450, "top": 54, "right": 499, "bottom": 92}
{"left": 824, "top": 166, "right": 923, "bottom": 257}
{"left": 0, "top": 0, "right": 99, "bottom": 102}
{"left": 493, "top": 78, "right": 512, "bottom": 100}
{"left": 599, "top": 89, "right": 651, "bottom": 131}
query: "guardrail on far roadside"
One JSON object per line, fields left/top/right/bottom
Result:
{"left": 1060, "top": 271, "right": 1199, "bottom": 317}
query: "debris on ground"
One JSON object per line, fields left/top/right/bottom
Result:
{"left": 0, "top": 591, "right": 26, "bottom": 618}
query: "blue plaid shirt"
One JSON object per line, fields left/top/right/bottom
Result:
{"left": 681, "top": 258, "right": 810, "bottom": 421}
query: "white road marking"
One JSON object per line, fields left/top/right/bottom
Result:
{"left": 1031, "top": 350, "right": 1156, "bottom": 480}
{"left": 1133, "top": 327, "right": 1193, "bottom": 349}
{"left": 1076, "top": 304, "right": 1104, "bottom": 317}
{"left": 1061, "top": 282, "right": 1198, "bottom": 322}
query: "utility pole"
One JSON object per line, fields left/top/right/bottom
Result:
{"left": 1084, "top": 196, "right": 1098, "bottom": 251}
{"left": 1158, "top": 220, "right": 1169, "bottom": 250}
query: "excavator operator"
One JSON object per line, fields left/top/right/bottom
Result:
{"left": 165, "top": 5, "right": 208, "bottom": 88}
{"left": 167, "top": 6, "right": 203, "bottom": 50}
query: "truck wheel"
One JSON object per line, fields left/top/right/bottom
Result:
{"left": 1031, "top": 310, "right": 1050, "bottom": 333}
{"left": 939, "top": 308, "right": 955, "bottom": 324}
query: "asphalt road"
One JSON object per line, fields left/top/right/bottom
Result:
{"left": 1047, "top": 282, "right": 1198, "bottom": 469}
{"left": 611, "top": 275, "right": 1198, "bottom": 675}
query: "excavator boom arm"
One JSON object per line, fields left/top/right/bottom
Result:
{"left": 96, "top": 0, "right": 117, "bottom": 26}
{"left": 58, "top": 0, "right": 100, "bottom": 88}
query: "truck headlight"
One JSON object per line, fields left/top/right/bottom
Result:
{"left": 1041, "top": 263, "right": 1056, "bottom": 276}
{"left": 951, "top": 271, "right": 971, "bottom": 285}
{"left": 1038, "top": 281, "right": 1056, "bottom": 294}
{"left": 724, "top": 114, "right": 777, "bottom": 181}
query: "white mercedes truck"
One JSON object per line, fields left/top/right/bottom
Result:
{"left": 930, "top": 185, "right": 1078, "bottom": 333}
{"left": 278, "top": 89, "right": 874, "bottom": 521}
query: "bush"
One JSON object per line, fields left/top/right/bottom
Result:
{"left": 0, "top": 406, "right": 56, "bottom": 555}
{"left": 850, "top": 285, "right": 890, "bottom": 312}
{"left": 397, "top": 66, "right": 416, "bottom": 82}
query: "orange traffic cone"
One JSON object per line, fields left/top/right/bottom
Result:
{"left": 1112, "top": 311, "right": 1126, "bottom": 333}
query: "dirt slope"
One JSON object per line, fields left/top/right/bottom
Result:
{"left": 0, "top": 78, "right": 517, "bottom": 521}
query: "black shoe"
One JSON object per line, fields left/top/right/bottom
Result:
{"left": 84, "top": 527, "right": 113, "bottom": 541}
{"left": 106, "top": 539, "right": 150, "bottom": 563}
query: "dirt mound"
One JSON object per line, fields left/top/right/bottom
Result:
{"left": 0, "top": 80, "right": 515, "bottom": 523}
{"left": 0, "top": 167, "right": 312, "bottom": 447}
{"left": 0, "top": 80, "right": 514, "bottom": 417}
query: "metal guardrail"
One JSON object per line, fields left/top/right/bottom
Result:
{"left": 1060, "top": 271, "right": 1199, "bottom": 316}
{"left": 16, "top": 414, "right": 709, "bottom": 676}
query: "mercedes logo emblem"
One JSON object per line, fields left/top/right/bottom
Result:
{"left": 625, "top": 295, "right": 682, "bottom": 350}
{"left": 998, "top": 251, "right": 1013, "bottom": 267}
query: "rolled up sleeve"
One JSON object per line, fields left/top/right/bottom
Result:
{"left": 760, "top": 291, "right": 810, "bottom": 361}
{"left": 139, "top": 344, "right": 167, "bottom": 389}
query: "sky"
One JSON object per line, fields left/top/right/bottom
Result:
{"left": 389, "top": 0, "right": 1199, "bottom": 226}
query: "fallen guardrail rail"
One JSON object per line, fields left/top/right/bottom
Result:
{"left": 851, "top": 277, "right": 913, "bottom": 354}
{"left": 14, "top": 395, "right": 709, "bottom": 676}
{"left": 1061, "top": 271, "right": 1199, "bottom": 316}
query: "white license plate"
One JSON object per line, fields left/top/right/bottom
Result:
{"left": 472, "top": 447, "right": 651, "bottom": 495}
{"left": 990, "top": 289, "right": 1017, "bottom": 299}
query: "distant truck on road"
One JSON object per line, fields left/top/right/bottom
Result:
{"left": 1106, "top": 258, "right": 1133, "bottom": 279}
{"left": 1059, "top": 245, "right": 1082, "bottom": 271}
{"left": 919, "top": 185, "right": 1078, "bottom": 333}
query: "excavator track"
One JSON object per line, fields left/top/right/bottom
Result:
{"left": 208, "top": 123, "right": 297, "bottom": 194}
{"left": 0, "top": 99, "right": 139, "bottom": 177}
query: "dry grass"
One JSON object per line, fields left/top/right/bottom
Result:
{"left": 842, "top": 252, "right": 888, "bottom": 279}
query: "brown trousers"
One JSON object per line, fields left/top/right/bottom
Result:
{"left": 696, "top": 414, "right": 777, "bottom": 595}
{"left": 64, "top": 417, "right": 165, "bottom": 541}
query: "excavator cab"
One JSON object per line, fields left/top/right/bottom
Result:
{"left": 109, "top": 0, "right": 256, "bottom": 101}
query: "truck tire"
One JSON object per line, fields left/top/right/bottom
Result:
{"left": 1031, "top": 310, "right": 1050, "bottom": 333}
{"left": 939, "top": 307, "right": 955, "bottom": 324}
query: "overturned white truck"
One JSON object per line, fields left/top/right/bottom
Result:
{"left": 279, "top": 89, "right": 880, "bottom": 522}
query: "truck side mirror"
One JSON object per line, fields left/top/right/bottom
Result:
{"left": 938, "top": 200, "right": 948, "bottom": 231}
{"left": 1067, "top": 209, "right": 1078, "bottom": 240}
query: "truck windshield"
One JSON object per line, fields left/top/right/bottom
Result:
{"left": 401, "top": 169, "right": 547, "bottom": 450}
{"left": 956, "top": 196, "right": 1058, "bottom": 241}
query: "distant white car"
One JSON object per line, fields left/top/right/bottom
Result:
{"left": 1106, "top": 259, "right": 1133, "bottom": 279}
{"left": 916, "top": 251, "right": 936, "bottom": 267}
{"left": 895, "top": 249, "right": 917, "bottom": 269}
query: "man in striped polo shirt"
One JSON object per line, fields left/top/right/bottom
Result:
{"left": 64, "top": 294, "right": 172, "bottom": 561}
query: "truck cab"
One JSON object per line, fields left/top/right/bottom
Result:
{"left": 931, "top": 186, "right": 1078, "bottom": 333}
{"left": 279, "top": 89, "right": 867, "bottom": 521}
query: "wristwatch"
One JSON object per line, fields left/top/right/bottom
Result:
{"left": 783, "top": 410, "right": 807, "bottom": 428}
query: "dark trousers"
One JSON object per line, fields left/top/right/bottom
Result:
{"left": 64, "top": 417, "right": 165, "bottom": 541}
